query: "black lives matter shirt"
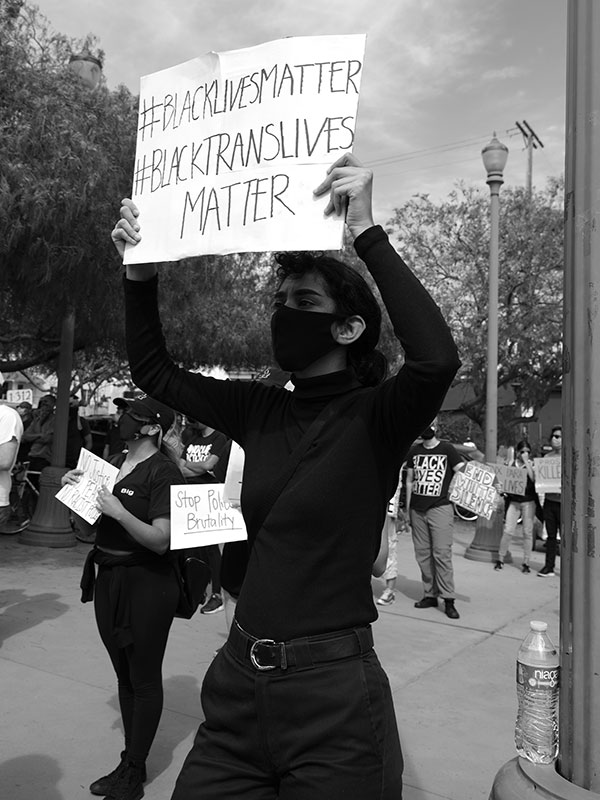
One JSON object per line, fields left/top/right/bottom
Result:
{"left": 407, "top": 440, "right": 462, "bottom": 512}
{"left": 181, "top": 428, "right": 230, "bottom": 484}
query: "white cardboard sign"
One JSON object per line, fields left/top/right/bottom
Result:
{"left": 55, "top": 449, "right": 120, "bottom": 525}
{"left": 170, "top": 483, "right": 248, "bottom": 549}
{"left": 124, "top": 34, "right": 366, "bottom": 263}
{"left": 448, "top": 461, "right": 498, "bottom": 520}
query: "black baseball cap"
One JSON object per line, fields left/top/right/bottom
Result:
{"left": 113, "top": 394, "right": 174, "bottom": 433}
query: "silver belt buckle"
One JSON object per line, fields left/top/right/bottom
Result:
{"left": 249, "top": 638, "right": 280, "bottom": 670}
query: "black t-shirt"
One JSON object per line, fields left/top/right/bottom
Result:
{"left": 181, "top": 428, "right": 230, "bottom": 484}
{"left": 406, "top": 440, "right": 462, "bottom": 512}
{"left": 96, "top": 451, "right": 183, "bottom": 553}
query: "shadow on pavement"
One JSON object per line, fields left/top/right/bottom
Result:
{"left": 0, "top": 590, "right": 69, "bottom": 645}
{"left": 0, "top": 754, "right": 62, "bottom": 800}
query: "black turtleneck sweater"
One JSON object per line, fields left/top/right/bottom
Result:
{"left": 124, "top": 225, "right": 460, "bottom": 640}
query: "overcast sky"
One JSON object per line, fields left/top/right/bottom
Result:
{"left": 33, "top": 0, "right": 567, "bottom": 223}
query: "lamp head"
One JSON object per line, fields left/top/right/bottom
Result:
{"left": 482, "top": 132, "right": 509, "bottom": 183}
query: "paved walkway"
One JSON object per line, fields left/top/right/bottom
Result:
{"left": 0, "top": 520, "right": 560, "bottom": 800}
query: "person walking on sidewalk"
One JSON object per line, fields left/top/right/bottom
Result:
{"left": 494, "top": 440, "right": 537, "bottom": 574}
{"left": 112, "top": 154, "right": 460, "bottom": 800}
{"left": 538, "top": 425, "right": 562, "bottom": 577}
{"left": 405, "top": 425, "right": 463, "bottom": 619}
{"left": 63, "top": 396, "right": 183, "bottom": 800}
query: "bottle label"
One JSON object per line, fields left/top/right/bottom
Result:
{"left": 517, "top": 661, "right": 560, "bottom": 689}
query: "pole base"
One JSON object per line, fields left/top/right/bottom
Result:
{"left": 490, "top": 757, "right": 596, "bottom": 800}
{"left": 465, "top": 507, "right": 512, "bottom": 562}
{"left": 19, "top": 466, "right": 76, "bottom": 548}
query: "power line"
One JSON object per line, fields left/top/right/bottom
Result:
{"left": 363, "top": 134, "right": 491, "bottom": 168}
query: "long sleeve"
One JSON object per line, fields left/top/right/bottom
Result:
{"left": 354, "top": 225, "right": 461, "bottom": 442}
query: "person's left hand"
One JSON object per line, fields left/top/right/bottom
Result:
{"left": 96, "top": 485, "right": 124, "bottom": 520}
{"left": 313, "top": 153, "right": 374, "bottom": 240}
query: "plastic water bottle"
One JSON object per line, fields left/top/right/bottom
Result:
{"left": 514, "top": 620, "right": 560, "bottom": 763}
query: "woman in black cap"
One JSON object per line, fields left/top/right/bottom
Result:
{"left": 62, "top": 395, "right": 183, "bottom": 800}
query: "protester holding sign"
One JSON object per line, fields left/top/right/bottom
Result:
{"left": 537, "top": 425, "right": 562, "bottom": 577}
{"left": 405, "top": 425, "right": 464, "bottom": 619}
{"left": 62, "top": 395, "right": 183, "bottom": 800}
{"left": 494, "top": 440, "right": 537, "bottom": 574}
{"left": 112, "top": 153, "right": 460, "bottom": 800}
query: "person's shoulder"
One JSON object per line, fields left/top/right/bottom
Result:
{"left": 153, "top": 451, "right": 185, "bottom": 481}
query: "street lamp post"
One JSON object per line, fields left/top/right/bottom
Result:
{"left": 482, "top": 133, "right": 509, "bottom": 464}
{"left": 465, "top": 134, "right": 509, "bottom": 562}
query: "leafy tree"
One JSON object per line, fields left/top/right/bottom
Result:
{"left": 0, "top": 0, "right": 138, "bottom": 375}
{"left": 386, "top": 180, "right": 564, "bottom": 441}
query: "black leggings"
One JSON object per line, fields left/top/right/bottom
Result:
{"left": 94, "top": 562, "right": 180, "bottom": 765}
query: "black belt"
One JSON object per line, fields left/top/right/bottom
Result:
{"left": 228, "top": 620, "right": 374, "bottom": 671}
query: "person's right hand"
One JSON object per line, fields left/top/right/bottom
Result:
{"left": 111, "top": 199, "right": 141, "bottom": 259}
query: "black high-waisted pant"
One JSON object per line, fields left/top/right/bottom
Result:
{"left": 94, "top": 561, "right": 180, "bottom": 765}
{"left": 171, "top": 632, "right": 404, "bottom": 800}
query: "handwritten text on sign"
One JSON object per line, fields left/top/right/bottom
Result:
{"left": 534, "top": 457, "right": 561, "bottom": 495}
{"left": 124, "top": 34, "right": 366, "bottom": 263}
{"left": 492, "top": 465, "right": 527, "bottom": 496}
{"left": 170, "top": 484, "right": 247, "bottom": 549}
{"left": 55, "top": 450, "right": 119, "bottom": 525}
{"left": 448, "top": 462, "right": 498, "bottom": 520}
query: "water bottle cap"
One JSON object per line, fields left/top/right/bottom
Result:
{"left": 530, "top": 620, "right": 548, "bottom": 631}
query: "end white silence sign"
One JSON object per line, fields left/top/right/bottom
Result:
{"left": 124, "top": 34, "right": 366, "bottom": 263}
{"left": 448, "top": 461, "right": 498, "bottom": 520}
{"left": 170, "top": 484, "right": 247, "bottom": 549}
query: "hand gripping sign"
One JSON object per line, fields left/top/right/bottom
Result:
{"left": 124, "top": 34, "right": 366, "bottom": 263}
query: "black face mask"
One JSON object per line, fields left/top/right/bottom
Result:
{"left": 118, "top": 412, "right": 147, "bottom": 442}
{"left": 421, "top": 427, "right": 436, "bottom": 440}
{"left": 270, "top": 305, "right": 344, "bottom": 372}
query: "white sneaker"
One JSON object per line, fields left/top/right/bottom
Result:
{"left": 377, "top": 588, "right": 395, "bottom": 605}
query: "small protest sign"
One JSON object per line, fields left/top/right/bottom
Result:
{"left": 492, "top": 464, "right": 527, "bottom": 496}
{"left": 124, "top": 34, "right": 366, "bottom": 263}
{"left": 534, "top": 457, "right": 561, "bottom": 495}
{"left": 448, "top": 461, "right": 498, "bottom": 520}
{"left": 170, "top": 484, "right": 247, "bottom": 549}
{"left": 55, "top": 449, "right": 119, "bottom": 525}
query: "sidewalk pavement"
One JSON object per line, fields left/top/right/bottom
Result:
{"left": 0, "top": 520, "right": 560, "bottom": 800}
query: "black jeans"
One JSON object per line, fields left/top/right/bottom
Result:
{"left": 94, "top": 561, "right": 179, "bottom": 765}
{"left": 543, "top": 499, "right": 561, "bottom": 570}
{"left": 171, "top": 634, "right": 403, "bottom": 800}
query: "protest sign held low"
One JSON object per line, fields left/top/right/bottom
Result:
{"left": 448, "top": 461, "right": 499, "bottom": 520}
{"left": 55, "top": 449, "right": 120, "bottom": 525}
{"left": 124, "top": 33, "right": 366, "bottom": 263}
{"left": 170, "top": 483, "right": 248, "bottom": 549}
{"left": 534, "top": 456, "right": 561, "bottom": 495}
{"left": 492, "top": 464, "right": 527, "bottom": 496}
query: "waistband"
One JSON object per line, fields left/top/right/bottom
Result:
{"left": 228, "top": 619, "right": 374, "bottom": 672}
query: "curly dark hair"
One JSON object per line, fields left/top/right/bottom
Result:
{"left": 274, "top": 251, "right": 387, "bottom": 386}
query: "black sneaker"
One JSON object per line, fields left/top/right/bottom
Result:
{"left": 444, "top": 600, "right": 460, "bottom": 619}
{"left": 104, "top": 761, "right": 145, "bottom": 800}
{"left": 522, "top": 564, "right": 531, "bottom": 574}
{"left": 201, "top": 593, "right": 224, "bottom": 614}
{"left": 414, "top": 596, "right": 438, "bottom": 609}
{"left": 494, "top": 561, "right": 503, "bottom": 570}
{"left": 90, "top": 754, "right": 147, "bottom": 796}
{"left": 537, "top": 566, "right": 556, "bottom": 577}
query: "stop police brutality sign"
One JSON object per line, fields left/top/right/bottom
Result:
{"left": 124, "top": 34, "right": 366, "bottom": 263}
{"left": 170, "top": 484, "right": 247, "bottom": 548}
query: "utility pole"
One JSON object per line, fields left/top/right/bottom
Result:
{"left": 512, "top": 120, "right": 544, "bottom": 198}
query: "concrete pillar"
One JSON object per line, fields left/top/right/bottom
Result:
{"left": 490, "top": 1, "right": 600, "bottom": 796}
